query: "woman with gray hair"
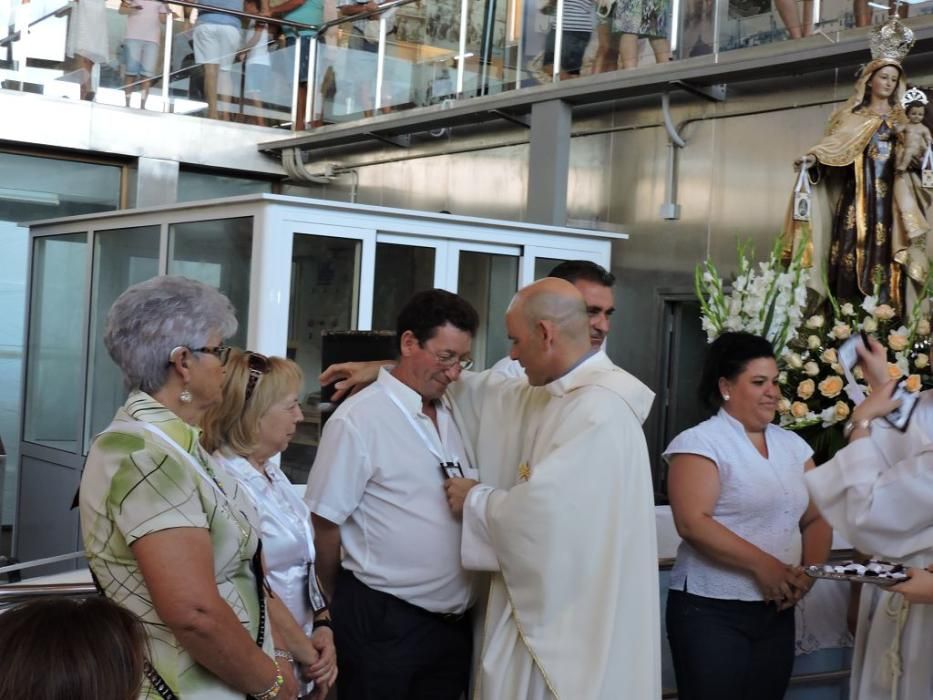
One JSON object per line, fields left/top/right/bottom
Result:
{"left": 79, "top": 276, "right": 305, "bottom": 700}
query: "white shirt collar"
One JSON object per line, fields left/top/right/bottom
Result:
{"left": 545, "top": 350, "right": 608, "bottom": 397}
{"left": 377, "top": 366, "right": 453, "bottom": 414}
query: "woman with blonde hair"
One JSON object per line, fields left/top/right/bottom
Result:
{"left": 203, "top": 349, "right": 337, "bottom": 698}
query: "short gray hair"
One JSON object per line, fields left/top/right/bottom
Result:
{"left": 104, "top": 276, "right": 238, "bottom": 394}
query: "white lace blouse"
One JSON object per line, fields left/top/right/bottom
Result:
{"left": 663, "top": 409, "right": 813, "bottom": 601}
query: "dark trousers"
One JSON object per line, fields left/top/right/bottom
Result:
{"left": 331, "top": 569, "right": 471, "bottom": 700}
{"left": 666, "top": 589, "right": 796, "bottom": 700}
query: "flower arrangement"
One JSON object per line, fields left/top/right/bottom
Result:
{"left": 777, "top": 287, "right": 932, "bottom": 433}
{"left": 695, "top": 236, "right": 809, "bottom": 357}
{"left": 697, "top": 236, "right": 933, "bottom": 462}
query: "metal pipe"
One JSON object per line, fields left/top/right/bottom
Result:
{"left": 0, "top": 551, "right": 84, "bottom": 575}
{"left": 316, "top": 0, "right": 420, "bottom": 36}
{"left": 553, "top": 0, "right": 564, "bottom": 81}
{"left": 456, "top": 0, "right": 469, "bottom": 96}
{"left": 374, "top": 17, "right": 387, "bottom": 111}
{"left": 479, "top": 0, "right": 498, "bottom": 96}
{"left": 661, "top": 92, "right": 686, "bottom": 148}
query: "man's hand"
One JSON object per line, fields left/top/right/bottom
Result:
{"left": 444, "top": 478, "right": 479, "bottom": 518}
{"left": 319, "top": 360, "right": 388, "bottom": 401}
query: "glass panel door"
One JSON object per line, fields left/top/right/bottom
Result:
{"left": 457, "top": 249, "right": 519, "bottom": 370}
{"left": 23, "top": 233, "right": 88, "bottom": 452}
{"left": 283, "top": 233, "right": 363, "bottom": 484}
{"left": 371, "top": 241, "right": 436, "bottom": 332}
{"left": 168, "top": 218, "right": 252, "bottom": 348}
{"left": 85, "top": 226, "right": 160, "bottom": 444}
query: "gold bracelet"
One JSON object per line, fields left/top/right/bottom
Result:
{"left": 252, "top": 659, "right": 284, "bottom": 700}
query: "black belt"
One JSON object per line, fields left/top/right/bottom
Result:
{"left": 343, "top": 570, "right": 468, "bottom": 625}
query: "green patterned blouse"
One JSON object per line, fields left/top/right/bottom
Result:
{"left": 79, "top": 391, "right": 273, "bottom": 699}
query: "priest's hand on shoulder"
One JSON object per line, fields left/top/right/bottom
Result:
{"left": 319, "top": 360, "right": 390, "bottom": 400}
{"left": 444, "top": 477, "right": 479, "bottom": 518}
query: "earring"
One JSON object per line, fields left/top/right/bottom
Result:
{"left": 180, "top": 386, "right": 193, "bottom": 404}
{"left": 722, "top": 393, "right": 731, "bottom": 402}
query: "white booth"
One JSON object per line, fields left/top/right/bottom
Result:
{"left": 17, "top": 194, "right": 622, "bottom": 567}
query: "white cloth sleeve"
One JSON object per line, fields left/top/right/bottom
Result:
{"left": 461, "top": 484, "right": 502, "bottom": 571}
{"left": 304, "top": 416, "right": 372, "bottom": 525}
{"left": 805, "top": 426, "right": 933, "bottom": 559}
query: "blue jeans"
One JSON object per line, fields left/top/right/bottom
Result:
{"left": 666, "top": 589, "right": 796, "bottom": 700}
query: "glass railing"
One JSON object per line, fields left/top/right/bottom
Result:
{"left": 2, "top": 0, "right": 933, "bottom": 130}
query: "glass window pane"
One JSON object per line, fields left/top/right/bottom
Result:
{"left": 0, "top": 151, "right": 120, "bottom": 546}
{"left": 458, "top": 251, "right": 518, "bottom": 370}
{"left": 23, "top": 234, "right": 88, "bottom": 452}
{"left": 168, "top": 218, "right": 252, "bottom": 348}
{"left": 372, "top": 242, "right": 435, "bottom": 331}
{"left": 534, "top": 256, "right": 566, "bottom": 279}
{"left": 282, "top": 234, "right": 362, "bottom": 484}
{"left": 86, "top": 226, "right": 161, "bottom": 444}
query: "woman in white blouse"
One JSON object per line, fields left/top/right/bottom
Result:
{"left": 202, "top": 350, "right": 337, "bottom": 699}
{"left": 664, "top": 332, "right": 831, "bottom": 700}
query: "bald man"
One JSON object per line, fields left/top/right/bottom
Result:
{"left": 319, "top": 281, "right": 659, "bottom": 699}
{"left": 490, "top": 260, "right": 616, "bottom": 379}
{"left": 441, "top": 279, "right": 660, "bottom": 700}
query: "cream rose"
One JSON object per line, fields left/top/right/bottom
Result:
{"left": 804, "top": 361, "right": 820, "bottom": 377}
{"left": 906, "top": 374, "right": 923, "bottom": 393}
{"left": 818, "top": 375, "right": 844, "bottom": 398}
{"left": 787, "top": 353, "right": 804, "bottom": 369}
{"left": 791, "top": 401, "right": 810, "bottom": 418}
{"left": 807, "top": 335, "right": 821, "bottom": 350}
{"left": 832, "top": 324, "right": 852, "bottom": 340}
{"left": 918, "top": 319, "right": 931, "bottom": 337}
{"left": 834, "top": 401, "right": 851, "bottom": 421}
{"left": 841, "top": 303, "right": 855, "bottom": 316}
{"left": 797, "top": 379, "right": 815, "bottom": 400}
{"left": 888, "top": 332, "right": 910, "bottom": 352}
{"left": 916, "top": 354, "right": 929, "bottom": 369}
{"left": 888, "top": 363, "right": 904, "bottom": 379}
{"left": 778, "top": 371, "right": 788, "bottom": 385}
{"left": 832, "top": 362, "right": 844, "bottom": 375}
{"left": 863, "top": 318, "right": 878, "bottom": 333}
{"left": 821, "top": 348, "right": 838, "bottom": 364}
{"left": 777, "top": 398, "right": 791, "bottom": 415}
{"left": 874, "top": 304, "right": 896, "bottom": 320}
{"left": 805, "top": 315, "right": 825, "bottom": 329}
{"left": 854, "top": 365, "right": 864, "bottom": 380}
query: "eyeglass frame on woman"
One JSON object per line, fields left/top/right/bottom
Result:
{"left": 421, "top": 345, "right": 474, "bottom": 371}
{"left": 166, "top": 345, "right": 232, "bottom": 367}
{"left": 244, "top": 351, "right": 271, "bottom": 405}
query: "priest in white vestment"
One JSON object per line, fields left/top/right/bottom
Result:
{"left": 805, "top": 337, "right": 933, "bottom": 700}
{"left": 444, "top": 278, "right": 662, "bottom": 700}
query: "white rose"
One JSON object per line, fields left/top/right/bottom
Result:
{"left": 787, "top": 353, "right": 804, "bottom": 369}
{"left": 916, "top": 354, "right": 929, "bottom": 369}
{"left": 874, "top": 304, "right": 896, "bottom": 321}
{"left": 841, "top": 303, "right": 855, "bottom": 316}
{"left": 862, "top": 318, "right": 878, "bottom": 333}
{"left": 804, "top": 361, "right": 820, "bottom": 377}
{"left": 805, "top": 315, "right": 825, "bottom": 329}
{"left": 918, "top": 319, "right": 931, "bottom": 337}
{"left": 778, "top": 371, "right": 788, "bottom": 384}
{"left": 807, "top": 335, "right": 821, "bottom": 350}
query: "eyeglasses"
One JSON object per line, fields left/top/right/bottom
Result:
{"left": 244, "top": 351, "right": 270, "bottom": 404}
{"left": 422, "top": 346, "right": 474, "bottom": 371}
{"left": 167, "top": 345, "right": 231, "bottom": 367}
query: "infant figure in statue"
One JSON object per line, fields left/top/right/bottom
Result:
{"left": 895, "top": 89, "right": 933, "bottom": 282}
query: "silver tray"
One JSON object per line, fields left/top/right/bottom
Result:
{"left": 804, "top": 564, "right": 906, "bottom": 587}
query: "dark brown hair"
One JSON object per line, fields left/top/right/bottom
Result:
{"left": 0, "top": 596, "right": 146, "bottom": 700}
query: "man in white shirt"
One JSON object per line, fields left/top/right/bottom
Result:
{"left": 444, "top": 278, "right": 660, "bottom": 700}
{"left": 305, "top": 289, "right": 479, "bottom": 700}
{"left": 491, "top": 260, "right": 615, "bottom": 378}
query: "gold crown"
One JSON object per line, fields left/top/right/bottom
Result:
{"left": 870, "top": 17, "right": 915, "bottom": 62}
